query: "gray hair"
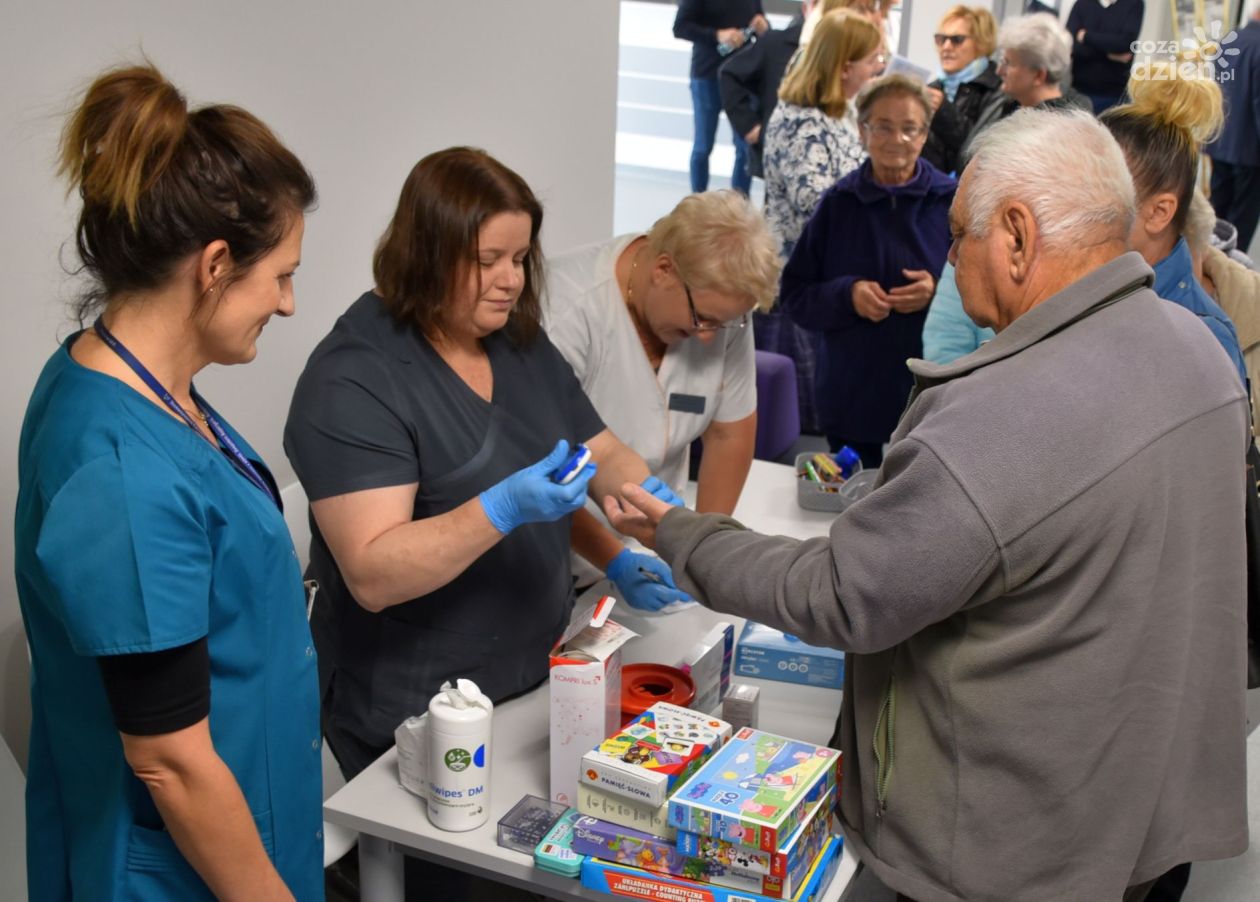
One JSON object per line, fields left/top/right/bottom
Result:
{"left": 998, "top": 13, "right": 1072, "bottom": 85}
{"left": 965, "top": 109, "right": 1135, "bottom": 250}
{"left": 856, "top": 74, "right": 934, "bottom": 126}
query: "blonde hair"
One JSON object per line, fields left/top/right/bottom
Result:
{"left": 647, "top": 191, "right": 782, "bottom": 313}
{"left": 780, "top": 10, "right": 883, "bottom": 119}
{"left": 801, "top": 0, "right": 880, "bottom": 45}
{"left": 1100, "top": 66, "right": 1223, "bottom": 233}
{"left": 939, "top": 5, "right": 998, "bottom": 57}
{"left": 1184, "top": 189, "right": 1218, "bottom": 254}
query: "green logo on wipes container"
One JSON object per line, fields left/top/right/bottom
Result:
{"left": 443, "top": 748, "right": 471, "bottom": 772}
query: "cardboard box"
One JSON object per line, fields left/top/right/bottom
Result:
{"left": 575, "top": 787, "right": 831, "bottom": 900}
{"left": 580, "top": 834, "right": 844, "bottom": 902}
{"left": 550, "top": 600, "right": 638, "bottom": 806}
{"left": 734, "top": 622, "right": 845, "bottom": 690}
{"left": 676, "top": 786, "right": 835, "bottom": 899}
{"left": 679, "top": 622, "right": 734, "bottom": 714}
{"left": 668, "top": 728, "right": 839, "bottom": 852}
{"left": 580, "top": 702, "right": 731, "bottom": 807}
{"left": 577, "top": 780, "right": 675, "bottom": 840}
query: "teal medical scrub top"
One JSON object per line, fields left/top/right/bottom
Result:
{"left": 15, "top": 337, "right": 324, "bottom": 901}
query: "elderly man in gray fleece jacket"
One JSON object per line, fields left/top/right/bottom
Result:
{"left": 605, "top": 109, "right": 1250, "bottom": 902}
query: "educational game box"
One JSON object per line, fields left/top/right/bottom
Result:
{"left": 668, "top": 728, "right": 839, "bottom": 852}
{"left": 572, "top": 785, "right": 834, "bottom": 898}
{"left": 577, "top": 781, "right": 675, "bottom": 840}
{"left": 675, "top": 785, "right": 835, "bottom": 898}
{"left": 580, "top": 834, "right": 844, "bottom": 902}
{"left": 580, "top": 702, "right": 732, "bottom": 807}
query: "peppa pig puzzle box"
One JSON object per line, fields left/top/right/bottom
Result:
{"left": 668, "top": 728, "right": 839, "bottom": 852}
{"left": 676, "top": 784, "right": 835, "bottom": 898}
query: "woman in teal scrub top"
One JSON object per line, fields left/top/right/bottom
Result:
{"left": 15, "top": 63, "right": 322, "bottom": 900}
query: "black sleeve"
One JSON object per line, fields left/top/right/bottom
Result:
{"left": 719, "top": 38, "right": 766, "bottom": 136}
{"left": 674, "top": 0, "right": 716, "bottom": 44}
{"left": 98, "top": 638, "right": 210, "bottom": 736}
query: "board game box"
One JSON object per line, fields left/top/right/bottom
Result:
{"left": 580, "top": 834, "right": 844, "bottom": 902}
{"left": 573, "top": 786, "right": 834, "bottom": 897}
{"left": 676, "top": 785, "right": 834, "bottom": 896}
{"left": 577, "top": 781, "right": 675, "bottom": 840}
{"left": 580, "top": 702, "right": 732, "bottom": 807}
{"left": 668, "top": 728, "right": 839, "bottom": 852}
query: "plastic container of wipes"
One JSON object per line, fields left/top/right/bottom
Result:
{"left": 427, "top": 678, "right": 493, "bottom": 831}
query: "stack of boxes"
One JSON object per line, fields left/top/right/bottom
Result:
{"left": 573, "top": 713, "right": 844, "bottom": 902}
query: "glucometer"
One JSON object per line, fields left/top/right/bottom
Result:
{"left": 550, "top": 443, "right": 592, "bottom": 485}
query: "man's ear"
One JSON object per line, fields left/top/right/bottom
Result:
{"left": 196, "top": 240, "right": 232, "bottom": 295}
{"left": 1002, "top": 201, "right": 1038, "bottom": 282}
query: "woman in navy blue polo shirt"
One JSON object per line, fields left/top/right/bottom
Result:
{"left": 16, "top": 63, "right": 322, "bottom": 900}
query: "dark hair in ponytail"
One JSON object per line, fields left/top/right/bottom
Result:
{"left": 58, "top": 62, "right": 316, "bottom": 323}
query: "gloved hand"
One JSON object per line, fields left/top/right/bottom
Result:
{"left": 639, "top": 475, "right": 684, "bottom": 508}
{"left": 479, "top": 440, "right": 596, "bottom": 534}
{"left": 605, "top": 547, "right": 693, "bottom": 612}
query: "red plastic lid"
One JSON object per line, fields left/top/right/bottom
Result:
{"left": 621, "top": 663, "right": 696, "bottom": 720}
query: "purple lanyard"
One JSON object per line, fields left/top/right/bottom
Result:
{"left": 92, "top": 318, "right": 280, "bottom": 510}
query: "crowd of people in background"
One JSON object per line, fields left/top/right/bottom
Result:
{"left": 14, "top": 1, "right": 1260, "bottom": 900}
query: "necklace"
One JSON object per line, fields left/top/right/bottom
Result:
{"left": 623, "top": 244, "right": 666, "bottom": 370}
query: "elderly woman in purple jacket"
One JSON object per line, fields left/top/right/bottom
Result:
{"left": 781, "top": 74, "right": 956, "bottom": 468}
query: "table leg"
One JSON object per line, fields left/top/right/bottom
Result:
{"left": 358, "top": 833, "right": 405, "bottom": 902}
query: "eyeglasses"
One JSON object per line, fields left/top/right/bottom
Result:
{"left": 933, "top": 33, "right": 970, "bottom": 47}
{"left": 684, "top": 282, "right": 747, "bottom": 332}
{"left": 862, "top": 122, "right": 928, "bottom": 141}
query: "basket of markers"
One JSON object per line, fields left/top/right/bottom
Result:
{"left": 794, "top": 448, "right": 878, "bottom": 513}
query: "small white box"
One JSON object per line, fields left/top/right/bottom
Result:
{"left": 549, "top": 598, "right": 637, "bottom": 806}
{"left": 679, "top": 622, "right": 734, "bottom": 714}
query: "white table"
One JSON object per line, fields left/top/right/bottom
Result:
{"left": 323, "top": 459, "right": 860, "bottom": 900}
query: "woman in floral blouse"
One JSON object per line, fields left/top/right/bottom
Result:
{"left": 757, "top": 8, "right": 884, "bottom": 432}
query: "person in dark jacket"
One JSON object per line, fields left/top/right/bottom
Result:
{"left": 674, "top": 0, "right": 770, "bottom": 193}
{"left": 720, "top": 0, "right": 882, "bottom": 181}
{"left": 780, "top": 75, "right": 956, "bottom": 467}
{"left": 1066, "top": 0, "right": 1144, "bottom": 113}
{"left": 719, "top": 0, "right": 811, "bottom": 180}
{"left": 958, "top": 12, "right": 1093, "bottom": 166}
{"left": 1208, "top": 7, "right": 1260, "bottom": 253}
{"left": 922, "top": 4, "right": 1001, "bottom": 176}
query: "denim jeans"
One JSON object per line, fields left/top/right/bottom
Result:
{"left": 690, "top": 76, "right": 751, "bottom": 193}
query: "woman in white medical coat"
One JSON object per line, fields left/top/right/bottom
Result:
{"left": 545, "top": 191, "right": 781, "bottom": 610}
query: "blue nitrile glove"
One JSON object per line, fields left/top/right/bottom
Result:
{"left": 640, "top": 475, "right": 684, "bottom": 507}
{"left": 479, "top": 440, "right": 596, "bottom": 534}
{"left": 605, "top": 548, "right": 693, "bottom": 612}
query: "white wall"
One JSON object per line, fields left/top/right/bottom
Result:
{"left": 0, "top": 0, "right": 619, "bottom": 769}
